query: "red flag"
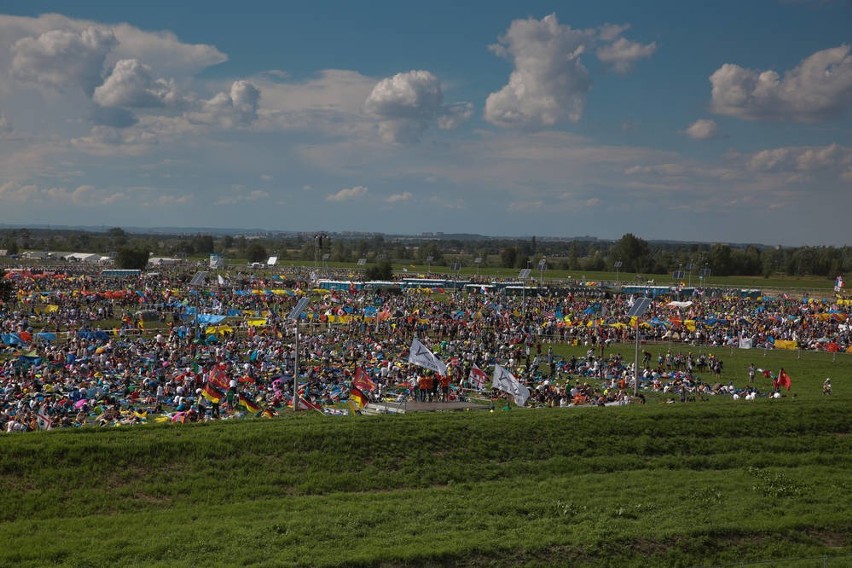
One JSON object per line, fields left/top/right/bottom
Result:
{"left": 469, "top": 365, "right": 488, "bottom": 390}
{"left": 353, "top": 366, "right": 376, "bottom": 392}
{"left": 778, "top": 369, "right": 792, "bottom": 391}
{"left": 207, "top": 364, "right": 230, "bottom": 391}
{"left": 295, "top": 396, "right": 324, "bottom": 413}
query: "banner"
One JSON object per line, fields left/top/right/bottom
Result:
{"left": 408, "top": 338, "right": 448, "bottom": 375}
{"left": 492, "top": 364, "right": 530, "bottom": 407}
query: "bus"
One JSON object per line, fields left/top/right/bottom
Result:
{"left": 100, "top": 269, "right": 141, "bottom": 278}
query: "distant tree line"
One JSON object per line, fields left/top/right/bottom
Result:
{"left": 1, "top": 227, "right": 849, "bottom": 279}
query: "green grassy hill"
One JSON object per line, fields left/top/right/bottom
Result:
{"left": 1, "top": 354, "right": 850, "bottom": 567}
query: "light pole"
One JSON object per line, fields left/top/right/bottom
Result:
{"left": 700, "top": 264, "right": 711, "bottom": 290}
{"left": 519, "top": 265, "right": 531, "bottom": 312}
{"left": 538, "top": 258, "right": 546, "bottom": 286}
{"left": 614, "top": 260, "right": 622, "bottom": 287}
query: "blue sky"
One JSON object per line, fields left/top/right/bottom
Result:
{"left": 0, "top": 0, "right": 850, "bottom": 245}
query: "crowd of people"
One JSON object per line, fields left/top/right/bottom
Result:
{"left": 0, "top": 264, "right": 846, "bottom": 432}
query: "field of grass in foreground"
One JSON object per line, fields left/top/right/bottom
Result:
{"left": 1, "top": 380, "right": 850, "bottom": 568}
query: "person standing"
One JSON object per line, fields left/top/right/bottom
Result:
{"left": 748, "top": 363, "right": 755, "bottom": 385}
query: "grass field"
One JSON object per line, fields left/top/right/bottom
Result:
{"left": 0, "top": 344, "right": 849, "bottom": 567}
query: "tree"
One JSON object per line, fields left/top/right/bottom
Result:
{"left": 2, "top": 238, "right": 19, "bottom": 256}
{"left": 192, "top": 234, "right": 215, "bottom": 254}
{"left": 500, "top": 247, "right": 517, "bottom": 269}
{"left": 611, "top": 233, "right": 650, "bottom": 272}
{"left": 708, "top": 244, "right": 733, "bottom": 276}
{"left": 365, "top": 260, "right": 393, "bottom": 281}
{"left": 116, "top": 247, "right": 149, "bottom": 270}
{"left": 246, "top": 243, "right": 268, "bottom": 263}
{"left": 107, "top": 227, "right": 128, "bottom": 247}
{"left": 567, "top": 242, "right": 580, "bottom": 270}
{"left": 418, "top": 242, "right": 444, "bottom": 265}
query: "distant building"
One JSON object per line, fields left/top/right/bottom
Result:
{"left": 61, "top": 252, "right": 100, "bottom": 263}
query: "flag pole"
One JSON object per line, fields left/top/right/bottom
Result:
{"left": 293, "top": 318, "right": 299, "bottom": 412}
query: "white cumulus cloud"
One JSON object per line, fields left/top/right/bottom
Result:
{"left": 326, "top": 185, "right": 368, "bottom": 202}
{"left": 685, "top": 119, "right": 719, "bottom": 140}
{"left": 364, "top": 70, "right": 471, "bottom": 143}
{"left": 485, "top": 15, "right": 655, "bottom": 129}
{"left": 710, "top": 45, "right": 852, "bottom": 121}
{"left": 748, "top": 143, "right": 852, "bottom": 175}
{"left": 193, "top": 80, "right": 261, "bottom": 128}
{"left": 11, "top": 26, "right": 117, "bottom": 94}
{"left": 596, "top": 37, "right": 657, "bottom": 74}
{"left": 485, "top": 14, "right": 592, "bottom": 128}
{"left": 94, "top": 59, "right": 182, "bottom": 108}
{"left": 0, "top": 14, "right": 226, "bottom": 80}
{"left": 385, "top": 192, "right": 413, "bottom": 203}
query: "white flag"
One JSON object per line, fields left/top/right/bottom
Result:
{"left": 217, "top": 274, "right": 225, "bottom": 286}
{"left": 37, "top": 406, "right": 52, "bottom": 430}
{"left": 738, "top": 336, "right": 753, "bottom": 349}
{"left": 492, "top": 364, "right": 530, "bottom": 407}
{"left": 408, "top": 338, "right": 448, "bottom": 375}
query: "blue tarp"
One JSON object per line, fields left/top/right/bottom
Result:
{"left": 583, "top": 303, "right": 602, "bottom": 315}
{"left": 1, "top": 333, "right": 23, "bottom": 345}
{"left": 77, "top": 331, "right": 110, "bottom": 341}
